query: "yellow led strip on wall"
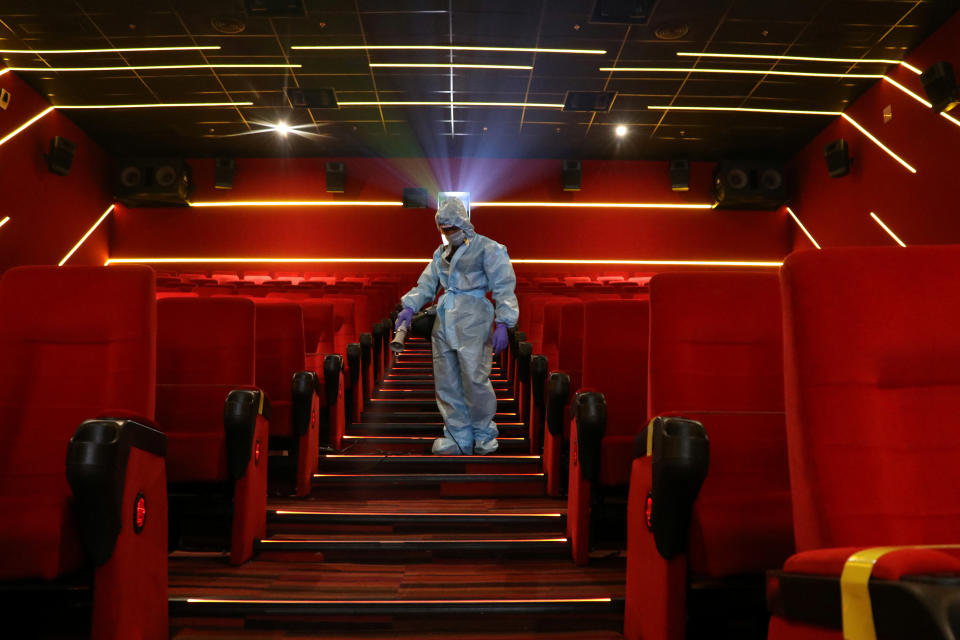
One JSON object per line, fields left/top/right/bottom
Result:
{"left": 676, "top": 51, "right": 922, "bottom": 74}
{"left": 646, "top": 105, "right": 916, "bottom": 174}
{"left": 883, "top": 77, "right": 960, "bottom": 128}
{"left": 0, "top": 216, "right": 10, "bottom": 230}
{"left": 840, "top": 114, "right": 916, "bottom": 173}
{"left": 337, "top": 100, "right": 564, "bottom": 108}
{"left": 292, "top": 45, "right": 606, "bottom": 55}
{"left": 0, "top": 106, "right": 54, "bottom": 147}
{"left": 869, "top": 211, "right": 907, "bottom": 247}
{"left": 369, "top": 63, "right": 532, "bottom": 70}
{"left": 188, "top": 200, "right": 403, "bottom": 207}
{"left": 55, "top": 102, "right": 253, "bottom": 109}
{"left": 11, "top": 64, "right": 300, "bottom": 72}
{"left": 0, "top": 46, "right": 221, "bottom": 54}
{"left": 785, "top": 206, "right": 822, "bottom": 249}
{"left": 472, "top": 201, "right": 714, "bottom": 209}
{"left": 106, "top": 257, "right": 782, "bottom": 268}
{"left": 60, "top": 204, "right": 115, "bottom": 266}
{"left": 601, "top": 66, "right": 883, "bottom": 79}
{"left": 0, "top": 69, "right": 8, "bottom": 77}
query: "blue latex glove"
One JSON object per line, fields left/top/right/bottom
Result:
{"left": 492, "top": 323, "right": 509, "bottom": 354}
{"left": 396, "top": 307, "right": 415, "bottom": 330}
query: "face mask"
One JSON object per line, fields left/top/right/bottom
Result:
{"left": 447, "top": 230, "right": 466, "bottom": 246}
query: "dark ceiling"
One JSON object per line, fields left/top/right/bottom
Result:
{"left": 1, "top": 0, "right": 956, "bottom": 160}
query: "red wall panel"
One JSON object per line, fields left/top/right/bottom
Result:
{"left": 787, "top": 11, "right": 960, "bottom": 250}
{"left": 111, "top": 157, "right": 792, "bottom": 272}
{"left": 0, "top": 71, "right": 113, "bottom": 271}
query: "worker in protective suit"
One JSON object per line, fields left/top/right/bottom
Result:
{"left": 396, "top": 197, "right": 519, "bottom": 455}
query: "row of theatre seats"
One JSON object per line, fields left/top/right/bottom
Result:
{"left": 509, "top": 246, "right": 960, "bottom": 640}
{"left": 0, "top": 266, "right": 403, "bottom": 640}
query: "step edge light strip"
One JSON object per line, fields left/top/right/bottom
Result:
{"left": 106, "top": 258, "right": 783, "bottom": 267}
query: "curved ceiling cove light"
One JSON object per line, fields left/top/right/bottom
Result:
{"left": 0, "top": 106, "right": 54, "bottom": 147}
{"left": 870, "top": 211, "right": 907, "bottom": 247}
{"left": 369, "top": 63, "right": 532, "bottom": 70}
{"left": 601, "top": 66, "right": 883, "bottom": 79}
{"left": 785, "top": 206, "right": 822, "bottom": 250}
{"left": 0, "top": 46, "right": 221, "bottom": 54}
{"left": 646, "top": 105, "right": 842, "bottom": 116}
{"left": 60, "top": 204, "right": 115, "bottom": 266}
{"left": 56, "top": 102, "right": 253, "bottom": 109}
{"left": 292, "top": 45, "right": 606, "bottom": 55}
{"left": 11, "top": 64, "right": 300, "bottom": 72}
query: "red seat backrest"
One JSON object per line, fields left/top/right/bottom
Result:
{"left": 557, "top": 300, "right": 585, "bottom": 388}
{"left": 253, "top": 302, "right": 305, "bottom": 438}
{"left": 299, "top": 300, "right": 336, "bottom": 356}
{"left": 648, "top": 272, "right": 784, "bottom": 419}
{"left": 0, "top": 265, "right": 156, "bottom": 580}
{"left": 782, "top": 246, "right": 960, "bottom": 550}
{"left": 580, "top": 299, "right": 649, "bottom": 437}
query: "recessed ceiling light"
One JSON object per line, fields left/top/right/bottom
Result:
{"left": 272, "top": 122, "right": 291, "bottom": 137}
{"left": 615, "top": 124, "right": 628, "bottom": 137}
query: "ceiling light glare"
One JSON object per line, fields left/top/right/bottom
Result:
{"left": 615, "top": 124, "right": 628, "bottom": 137}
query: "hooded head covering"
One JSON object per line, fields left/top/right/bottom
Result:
{"left": 435, "top": 197, "right": 475, "bottom": 237}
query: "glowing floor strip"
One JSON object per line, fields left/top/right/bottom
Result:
{"left": 339, "top": 436, "right": 526, "bottom": 441}
{"left": 0, "top": 106, "right": 55, "bottom": 147}
{"left": 259, "top": 536, "right": 562, "bottom": 543}
{"left": 188, "top": 200, "right": 402, "bottom": 207}
{"left": 59, "top": 205, "right": 115, "bottom": 266}
{"left": 321, "top": 454, "right": 540, "bottom": 459}
{"left": 273, "top": 510, "right": 560, "bottom": 517}
{"left": 0, "top": 216, "right": 9, "bottom": 230}
{"left": 869, "top": 212, "right": 907, "bottom": 247}
{"left": 840, "top": 114, "right": 917, "bottom": 173}
{"left": 183, "top": 597, "right": 609, "bottom": 604}
{"left": 785, "top": 206, "right": 822, "bottom": 250}
{"left": 472, "top": 201, "right": 714, "bottom": 209}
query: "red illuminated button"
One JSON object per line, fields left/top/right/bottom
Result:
{"left": 134, "top": 493, "right": 146, "bottom": 533}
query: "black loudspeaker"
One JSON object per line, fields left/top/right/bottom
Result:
{"left": 325, "top": 161, "right": 345, "bottom": 194}
{"left": 47, "top": 136, "right": 76, "bottom": 176}
{"left": 116, "top": 158, "right": 193, "bottom": 207}
{"left": 824, "top": 139, "right": 851, "bottom": 178}
{"left": 669, "top": 158, "right": 689, "bottom": 191}
{"left": 403, "top": 187, "right": 428, "bottom": 208}
{"left": 214, "top": 157, "right": 236, "bottom": 189}
{"left": 712, "top": 160, "right": 787, "bottom": 210}
{"left": 562, "top": 160, "right": 582, "bottom": 191}
{"left": 920, "top": 61, "right": 959, "bottom": 113}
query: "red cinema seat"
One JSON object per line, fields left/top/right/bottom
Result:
{"left": 156, "top": 297, "right": 269, "bottom": 565}
{"left": 768, "top": 246, "right": 960, "bottom": 640}
{"left": 254, "top": 302, "right": 323, "bottom": 497}
{"left": 625, "top": 271, "right": 793, "bottom": 640}
{"left": 543, "top": 299, "right": 586, "bottom": 496}
{"left": 566, "top": 299, "right": 649, "bottom": 565}
{"left": 0, "top": 266, "right": 167, "bottom": 640}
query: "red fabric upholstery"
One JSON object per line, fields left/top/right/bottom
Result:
{"left": 156, "top": 296, "right": 266, "bottom": 564}
{"left": 780, "top": 246, "right": 960, "bottom": 552}
{"left": 768, "top": 617, "right": 842, "bottom": 640}
{"left": 253, "top": 302, "right": 306, "bottom": 439}
{"left": 299, "top": 300, "right": 336, "bottom": 355}
{"left": 557, "top": 300, "right": 585, "bottom": 397}
{"left": 625, "top": 272, "right": 791, "bottom": 640}
{"left": 0, "top": 266, "right": 156, "bottom": 581}
{"left": 0, "top": 266, "right": 167, "bottom": 639}
{"left": 783, "top": 546, "right": 960, "bottom": 581}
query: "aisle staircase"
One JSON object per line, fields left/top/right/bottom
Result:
{"left": 169, "top": 337, "right": 625, "bottom": 638}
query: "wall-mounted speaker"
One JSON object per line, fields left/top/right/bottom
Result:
{"left": 116, "top": 158, "right": 193, "bottom": 207}
{"left": 562, "top": 160, "right": 582, "bottom": 191}
{"left": 824, "top": 139, "right": 851, "bottom": 178}
{"left": 47, "top": 136, "right": 76, "bottom": 176}
{"left": 325, "top": 161, "right": 345, "bottom": 193}
{"left": 669, "top": 158, "right": 689, "bottom": 191}
{"left": 403, "top": 187, "right": 428, "bottom": 208}
{"left": 214, "top": 157, "right": 236, "bottom": 189}
{"left": 920, "top": 61, "right": 959, "bottom": 113}
{"left": 712, "top": 160, "right": 787, "bottom": 210}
